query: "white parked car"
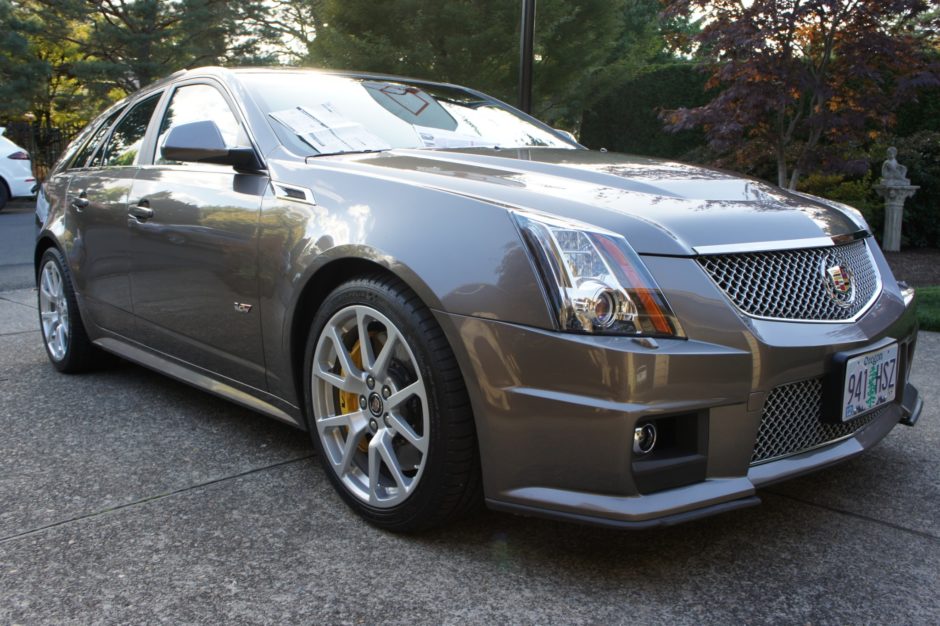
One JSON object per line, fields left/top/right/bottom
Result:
{"left": 0, "top": 126, "right": 37, "bottom": 211}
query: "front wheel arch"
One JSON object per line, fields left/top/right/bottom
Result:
{"left": 287, "top": 256, "right": 447, "bottom": 422}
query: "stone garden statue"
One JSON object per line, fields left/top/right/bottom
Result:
{"left": 881, "top": 146, "right": 911, "bottom": 185}
{"left": 874, "top": 147, "right": 918, "bottom": 252}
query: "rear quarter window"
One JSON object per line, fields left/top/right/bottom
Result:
{"left": 65, "top": 107, "right": 125, "bottom": 170}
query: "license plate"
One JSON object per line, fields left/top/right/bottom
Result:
{"left": 841, "top": 343, "right": 898, "bottom": 421}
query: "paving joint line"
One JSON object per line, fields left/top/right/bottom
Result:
{"left": 765, "top": 489, "right": 940, "bottom": 543}
{"left": 0, "top": 329, "right": 40, "bottom": 337}
{"left": 0, "top": 454, "right": 315, "bottom": 545}
{"left": 0, "top": 294, "right": 37, "bottom": 310}
{"left": 0, "top": 300, "right": 37, "bottom": 312}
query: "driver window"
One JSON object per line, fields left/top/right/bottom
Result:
{"left": 156, "top": 84, "right": 247, "bottom": 165}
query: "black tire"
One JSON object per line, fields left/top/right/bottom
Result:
{"left": 37, "top": 247, "right": 107, "bottom": 373}
{"left": 303, "top": 274, "right": 482, "bottom": 532}
{"left": 0, "top": 180, "right": 8, "bottom": 212}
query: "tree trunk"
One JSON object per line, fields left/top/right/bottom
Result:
{"left": 788, "top": 167, "right": 801, "bottom": 190}
{"left": 776, "top": 145, "right": 788, "bottom": 188}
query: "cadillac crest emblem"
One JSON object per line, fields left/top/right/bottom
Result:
{"left": 822, "top": 260, "right": 855, "bottom": 307}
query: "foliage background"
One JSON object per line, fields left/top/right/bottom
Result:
{"left": 1, "top": 0, "right": 938, "bottom": 247}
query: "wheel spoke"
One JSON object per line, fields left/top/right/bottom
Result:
{"left": 371, "top": 327, "right": 398, "bottom": 379}
{"left": 53, "top": 325, "right": 65, "bottom": 358}
{"left": 386, "top": 380, "right": 425, "bottom": 411}
{"left": 377, "top": 430, "right": 409, "bottom": 491}
{"left": 337, "top": 412, "right": 368, "bottom": 474}
{"left": 50, "top": 268, "right": 62, "bottom": 298}
{"left": 330, "top": 325, "right": 362, "bottom": 380}
{"left": 317, "top": 412, "right": 353, "bottom": 431}
{"left": 387, "top": 411, "right": 427, "bottom": 453}
{"left": 356, "top": 309, "right": 374, "bottom": 370}
{"left": 40, "top": 270, "right": 55, "bottom": 300}
{"left": 313, "top": 364, "right": 361, "bottom": 394}
{"left": 367, "top": 433, "right": 382, "bottom": 504}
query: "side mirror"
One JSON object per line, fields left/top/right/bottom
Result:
{"left": 161, "top": 120, "right": 262, "bottom": 171}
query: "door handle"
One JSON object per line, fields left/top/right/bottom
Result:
{"left": 70, "top": 190, "right": 88, "bottom": 211}
{"left": 128, "top": 201, "right": 153, "bottom": 221}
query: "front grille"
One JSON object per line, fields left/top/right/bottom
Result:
{"left": 751, "top": 378, "right": 882, "bottom": 465}
{"left": 697, "top": 239, "right": 880, "bottom": 321}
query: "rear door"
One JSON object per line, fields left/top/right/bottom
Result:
{"left": 127, "top": 80, "right": 269, "bottom": 389}
{"left": 65, "top": 95, "right": 161, "bottom": 336}
{"left": 40, "top": 110, "right": 121, "bottom": 228}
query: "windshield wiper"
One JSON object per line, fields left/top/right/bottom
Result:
{"left": 308, "top": 148, "right": 392, "bottom": 158}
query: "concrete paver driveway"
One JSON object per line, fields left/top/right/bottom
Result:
{"left": 1, "top": 199, "right": 938, "bottom": 623}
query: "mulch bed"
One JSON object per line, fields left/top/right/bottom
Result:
{"left": 883, "top": 248, "right": 940, "bottom": 287}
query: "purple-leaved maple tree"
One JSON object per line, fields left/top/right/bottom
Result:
{"left": 661, "top": 0, "right": 939, "bottom": 189}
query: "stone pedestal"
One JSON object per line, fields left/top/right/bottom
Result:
{"left": 874, "top": 184, "right": 918, "bottom": 252}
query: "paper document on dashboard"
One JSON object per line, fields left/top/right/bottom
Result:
{"left": 270, "top": 105, "right": 390, "bottom": 154}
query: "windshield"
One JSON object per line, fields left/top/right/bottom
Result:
{"left": 239, "top": 72, "right": 577, "bottom": 156}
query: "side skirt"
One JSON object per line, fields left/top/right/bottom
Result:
{"left": 94, "top": 336, "right": 305, "bottom": 429}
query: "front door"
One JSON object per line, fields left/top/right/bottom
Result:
{"left": 127, "top": 82, "right": 268, "bottom": 389}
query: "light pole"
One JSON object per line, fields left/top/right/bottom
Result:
{"left": 518, "top": 0, "right": 535, "bottom": 113}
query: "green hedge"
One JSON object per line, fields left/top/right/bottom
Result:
{"left": 917, "top": 286, "right": 940, "bottom": 332}
{"left": 579, "top": 63, "right": 709, "bottom": 159}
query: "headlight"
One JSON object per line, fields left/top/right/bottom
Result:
{"left": 513, "top": 211, "right": 682, "bottom": 337}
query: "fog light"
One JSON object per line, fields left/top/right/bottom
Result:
{"left": 633, "top": 422, "right": 657, "bottom": 455}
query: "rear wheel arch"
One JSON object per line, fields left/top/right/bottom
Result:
{"left": 34, "top": 235, "right": 60, "bottom": 280}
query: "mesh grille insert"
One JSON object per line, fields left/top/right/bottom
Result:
{"left": 751, "top": 378, "right": 882, "bottom": 465}
{"left": 697, "top": 240, "right": 880, "bottom": 321}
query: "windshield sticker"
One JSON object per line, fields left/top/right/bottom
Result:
{"left": 270, "top": 105, "right": 391, "bottom": 154}
{"left": 363, "top": 81, "right": 459, "bottom": 132}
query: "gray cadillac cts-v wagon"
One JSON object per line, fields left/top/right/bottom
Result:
{"left": 35, "top": 67, "right": 923, "bottom": 531}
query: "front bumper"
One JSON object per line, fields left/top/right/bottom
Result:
{"left": 434, "top": 250, "right": 922, "bottom": 529}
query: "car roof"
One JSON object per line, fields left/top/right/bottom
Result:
{"left": 154, "top": 66, "right": 472, "bottom": 95}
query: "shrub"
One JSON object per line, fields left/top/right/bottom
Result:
{"left": 797, "top": 173, "right": 883, "bottom": 238}
{"left": 579, "top": 63, "right": 709, "bottom": 159}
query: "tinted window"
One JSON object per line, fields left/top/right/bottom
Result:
{"left": 97, "top": 93, "right": 161, "bottom": 167}
{"left": 68, "top": 107, "right": 125, "bottom": 170}
{"left": 155, "top": 84, "right": 246, "bottom": 165}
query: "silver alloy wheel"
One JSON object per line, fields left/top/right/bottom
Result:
{"left": 39, "top": 260, "right": 70, "bottom": 362}
{"left": 311, "top": 304, "right": 430, "bottom": 508}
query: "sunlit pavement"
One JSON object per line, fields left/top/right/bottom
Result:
{"left": 2, "top": 202, "right": 938, "bottom": 623}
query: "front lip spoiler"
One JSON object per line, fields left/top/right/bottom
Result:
{"left": 486, "top": 495, "right": 761, "bottom": 530}
{"left": 487, "top": 400, "right": 911, "bottom": 530}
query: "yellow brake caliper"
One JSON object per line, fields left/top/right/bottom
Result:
{"left": 337, "top": 339, "right": 372, "bottom": 453}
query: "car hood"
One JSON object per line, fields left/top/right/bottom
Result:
{"left": 307, "top": 148, "right": 866, "bottom": 256}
